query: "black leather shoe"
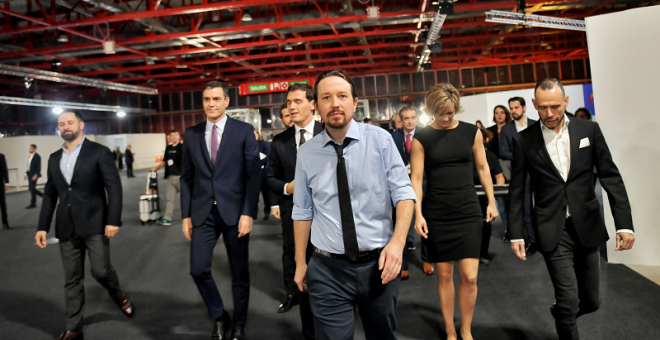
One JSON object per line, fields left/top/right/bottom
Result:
{"left": 25, "top": 205, "right": 36, "bottom": 209}
{"left": 2, "top": 223, "right": 9, "bottom": 230}
{"left": 526, "top": 243, "right": 537, "bottom": 255}
{"left": 212, "top": 312, "right": 232, "bottom": 340}
{"left": 277, "top": 294, "right": 299, "bottom": 313}
{"left": 231, "top": 328, "right": 245, "bottom": 340}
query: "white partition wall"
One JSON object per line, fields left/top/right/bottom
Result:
{"left": 586, "top": 7, "right": 660, "bottom": 266}
{"left": 94, "top": 133, "right": 166, "bottom": 170}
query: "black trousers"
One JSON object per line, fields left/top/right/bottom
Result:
{"left": 542, "top": 218, "right": 600, "bottom": 340}
{"left": 307, "top": 252, "right": 400, "bottom": 340}
{"left": 190, "top": 208, "right": 250, "bottom": 329}
{"left": 28, "top": 178, "right": 43, "bottom": 205}
{"left": 478, "top": 196, "right": 492, "bottom": 258}
{"left": 0, "top": 186, "right": 7, "bottom": 224}
{"left": 59, "top": 234, "right": 124, "bottom": 331}
{"left": 126, "top": 162, "right": 133, "bottom": 177}
{"left": 260, "top": 172, "right": 271, "bottom": 215}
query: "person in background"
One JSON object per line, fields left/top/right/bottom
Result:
{"left": 293, "top": 70, "right": 415, "bottom": 340}
{"left": 411, "top": 83, "right": 497, "bottom": 340}
{"left": 393, "top": 113, "right": 403, "bottom": 130}
{"left": 363, "top": 117, "right": 373, "bottom": 125}
{"left": 390, "top": 106, "right": 433, "bottom": 279}
{"left": 152, "top": 130, "right": 183, "bottom": 226}
{"left": 112, "top": 147, "right": 123, "bottom": 170}
{"left": 36, "top": 111, "right": 133, "bottom": 340}
{"left": 575, "top": 107, "right": 592, "bottom": 121}
{"left": 280, "top": 103, "right": 295, "bottom": 128}
{"left": 25, "top": 144, "right": 43, "bottom": 209}
{"left": 0, "top": 153, "right": 9, "bottom": 229}
{"left": 475, "top": 120, "right": 484, "bottom": 129}
{"left": 255, "top": 131, "right": 272, "bottom": 220}
{"left": 487, "top": 105, "right": 512, "bottom": 242}
{"left": 509, "top": 78, "right": 634, "bottom": 340}
{"left": 124, "top": 145, "right": 136, "bottom": 178}
{"left": 474, "top": 143, "right": 506, "bottom": 265}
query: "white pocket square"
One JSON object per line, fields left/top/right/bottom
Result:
{"left": 579, "top": 137, "right": 590, "bottom": 148}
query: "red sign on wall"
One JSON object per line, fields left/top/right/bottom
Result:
{"left": 238, "top": 78, "right": 315, "bottom": 96}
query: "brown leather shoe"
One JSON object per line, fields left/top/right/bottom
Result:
{"left": 58, "top": 330, "right": 83, "bottom": 340}
{"left": 423, "top": 262, "right": 435, "bottom": 275}
{"left": 401, "top": 270, "right": 410, "bottom": 281}
{"left": 115, "top": 293, "right": 134, "bottom": 317}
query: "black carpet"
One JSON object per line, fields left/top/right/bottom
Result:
{"left": 1, "top": 169, "right": 659, "bottom": 340}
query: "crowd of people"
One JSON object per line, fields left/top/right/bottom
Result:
{"left": 0, "top": 69, "right": 636, "bottom": 340}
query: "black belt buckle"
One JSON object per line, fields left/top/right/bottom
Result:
{"left": 354, "top": 248, "right": 382, "bottom": 263}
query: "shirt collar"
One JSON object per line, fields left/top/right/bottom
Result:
{"left": 206, "top": 114, "right": 228, "bottom": 132}
{"left": 61, "top": 137, "right": 86, "bottom": 153}
{"left": 541, "top": 114, "right": 570, "bottom": 134}
{"left": 404, "top": 127, "right": 416, "bottom": 138}
{"left": 321, "top": 119, "right": 361, "bottom": 147}
{"left": 295, "top": 118, "right": 316, "bottom": 135}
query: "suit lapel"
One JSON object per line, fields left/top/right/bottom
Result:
{"left": 313, "top": 121, "right": 324, "bottom": 136}
{"left": 196, "top": 122, "right": 213, "bottom": 170}
{"left": 213, "top": 117, "right": 233, "bottom": 171}
{"left": 529, "top": 124, "right": 564, "bottom": 180}
{"left": 53, "top": 149, "right": 68, "bottom": 185}
{"left": 285, "top": 128, "right": 297, "bottom": 171}
{"left": 566, "top": 120, "right": 581, "bottom": 181}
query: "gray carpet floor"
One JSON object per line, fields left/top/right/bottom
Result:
{"left": 1, "top": 169, "right": 659, "bottom": 340}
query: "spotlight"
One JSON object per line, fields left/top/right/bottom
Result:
{"left": 24, "top": 77, "right": 33, "bottom": 89}
{"left": 419, "top": 114, "right": 430, "bottom": 125}
{"left": 430, "top": 0, "right": 454, "bottom": 15}
{"left": 53, "top": 107, "right": 63, "bottom": 115}
{"left": 57, "top": 34, "right": 69, "bottom": 43}
{"left": 117, "top": 111, "right": 126, "bottom": 117}
{"left": 284, "top": 45, "right": 293, "bottom": 51}
{"left": 242, "top": 13, "right": 253, "bottom": 21}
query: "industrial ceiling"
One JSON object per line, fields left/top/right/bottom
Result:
{"left": 0, "top": 0, "right": 656, "bottom": 98}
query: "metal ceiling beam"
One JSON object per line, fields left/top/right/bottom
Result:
{"left": 0, "top": 95, "right": 156, "bottom": 114}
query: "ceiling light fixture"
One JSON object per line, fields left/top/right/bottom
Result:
{"left": 242, "top": 13, "right": 253, "bottom": 22}
{"left": 57, "top": 34, "right": 69, "bottom": 43}
{"left": 284, "top": 45, "right": 293, "bottom": 51}
{"left": 53, "top": 107, "right": 63, "bottom": 115}
{"left": 485, "top": 10, "right": 586, "bottom": 31}
{"left": 116, "top": 110, "right": 126, "bottom": 118}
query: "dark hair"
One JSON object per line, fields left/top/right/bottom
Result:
{"left": 61, "top": 110, "right": 84, "bottom": 122}
{"left": 575, "top": 107, "right": 592, "bottom": 121}
{"left": 398, "top": 105, "right": 418, "bottom": 119}
{"left": 508, "top": 96, "right": 526, "bottom": 107}
{"left": 492, "top": 105, "right": 512, "bottom": 124}
{"left": 279, "top": 103, "right": 288, "bottom": 118}
{"left": 313, "top": 69, "right": 357, "bottom": 103}
{"left": 475, "top": 120, "right": 484, "bottom": 127}
{"left": 535, "top": 78, "right": 565, "bottom": 97}
{"left": 287, "top": 83, "right": 314, "bottom": 103}
{"left": 202, "top": 81, "right": 228, "bottom": 98}
{"left": 363, "top": 118, "right": 372, "bottom": 123}
{"left": 30, "top": 144, "right": 37, "bottom": 149}
{"left": 169, "top": 129, "right": 179, "bottom": 135}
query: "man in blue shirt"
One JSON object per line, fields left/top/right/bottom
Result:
{"left": 292, "top": 70, "right": 416, "bottom": 340}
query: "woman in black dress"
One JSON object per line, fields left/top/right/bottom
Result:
{"left": 410, "top": 83, "right": 498, "bottom": 340}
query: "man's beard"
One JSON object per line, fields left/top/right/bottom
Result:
{"left": 61, "top": 129, "right": 80, "bottom": 141}
{"left": 513, "top": 113, "right": 524, "bottom": 121}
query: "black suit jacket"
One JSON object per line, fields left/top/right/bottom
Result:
{"left": 27, "top": 153, "right": 42, "bottom": 178}
{"left": 180, "top": 117, "right": 261, "bottom": 227}
{"left": 124, "top": 149, "right": 134, "bottom": 164}
{"left": 391, "top": 126, "right": 422, "bottom": 166}
{"left": 499, "top": 118, "right": 537, "bottom": 160}
{"left": 38, "top": 139, "right": 123, "bottom": 241}
{"left": 508, "top": 118, "right": 633, "bottom": 251}
{"left": 0, "top": 153, "right": 8, "bottom": 186}
{"left": 266, "top": 121, "right": 324, "bottom": 208}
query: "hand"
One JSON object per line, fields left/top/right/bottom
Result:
{"left": 414, "top": 215, "right": 428, "bottom": 239}
{"left": 32, "top": 174, "right": 38, "bottom": 181}
{"left": 615, "top": 232, "right": 635, "bottom": 251}
{"left": 4, "top": 184, "right": 8, "bottom": 191}
{"left": 35, "top": 231, "right": 48, "bottom": 248}
{"left": 238, "top": 215, "right": 253, "bottom": 238}
{"left": 486, "top": 203, "right": 499, "bottom": 222}
{"left": 271, "top": 207, "right": 281, "bottom": 219}
{"left": 105, "top": 225, "right": 119, "bottom": 238}
{"left": 285, "top": 181, "right": 295, "bottom": 195}
{"left": 24, "top": 175, "right": 27, "bottom": 180}
{"left": 511, "top": 241, "right": 527, "bottom": 261}
{"left": 182, "top": 218, "right": 193, "bottom": 241}
{"left": 294, "top": 262, "right": 308, "bottom": 293}
{"left": 379, "top": 239, "right": 404, "bottom": 285}
{"left": 150, "top": 167, "right": 157, "bottom": 172}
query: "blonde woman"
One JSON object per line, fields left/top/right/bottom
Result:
{"left": 410, "top": 83, "right": 498, "bottom": 340}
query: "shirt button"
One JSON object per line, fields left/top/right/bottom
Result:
{"left": 69, "top": 188, "right": 72, "bottom": 191}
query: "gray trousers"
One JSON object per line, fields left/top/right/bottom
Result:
{"left": 59, "top": 234, "right": 124, "bottom": 331}
{"left": 164, "top": 175, "right": 181, "bottom": 221}
{"left": 307, "top": 252, "right": 400, "bottom": 340}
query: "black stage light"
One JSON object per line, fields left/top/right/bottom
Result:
{"left": 430, "top": 0, "right": 454, "bottom": 15}
{"left": 430, "top": 41, "right": 443, "bottom": 53}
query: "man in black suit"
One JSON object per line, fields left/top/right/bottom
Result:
{"left": 267, "top": 83, "right": 323, "bottom": 339}
{"left": 0, "top": 153, "right": 9, "bottom": 229}
{"left": 25, "top": 144, "right": 43, "bottom": 209}
{"left": 509, "top": 79, "right": 635, "bottom": 340}
{"left": 124, "top": 144, "right": 135, "bottom": 177}
{"left": 500, "top": 96, "right": 538, "bottom": 249}
{"left": 390, "top": 106, "right": 432, "bottom": 279}
{"left": 36, "top": 111, "right": 134, "bottom": 340}
{"left": 180, "top": 81, "right": 261, "bottom": 340}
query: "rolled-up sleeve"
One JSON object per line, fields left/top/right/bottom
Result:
{"left": 292, "top": 154, "right": 314, "bottom": 221}
{"left": 382, "top": 133, "right": 417, "bottom": 205}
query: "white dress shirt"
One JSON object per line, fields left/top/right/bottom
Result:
{"left": 515, "top": 117, "right": 529, "bottom": 133}
{"left": 27, "top": 153, "right": 34, "bottom": 169}
{"left": 204, "top": 115, "right": 228, "bottom": 160}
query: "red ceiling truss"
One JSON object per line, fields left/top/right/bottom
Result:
{"left": 0, "top": 0, "right": 656, "bottom": 97}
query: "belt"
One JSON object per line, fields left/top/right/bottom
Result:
{"left": 313, "top": 247, "right": 382, "bottom": 264}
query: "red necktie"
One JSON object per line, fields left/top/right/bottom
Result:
{"left": 405, "top": 132, "right": 412, "bottom": 154}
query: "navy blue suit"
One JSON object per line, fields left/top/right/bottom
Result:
{"left": 27, "top": 153, "right": 43, "bottom": 205}
{"left": 180, "top": 117, "right": 261, "bottom": 328}
{"left": 391, "top": 127, "right": 429, "bottom": 268}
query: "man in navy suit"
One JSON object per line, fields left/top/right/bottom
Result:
{"left": 180, "top": 81, "right": 261, "bottom": 340}
{"left": 25, "top": 144, "right": 43, "bottom": 209}
{"left": 499, "top": 97, "right": 538, "bottom": 251}
{"left": 390, "top": 106, "right": 432, "bottom": 279}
